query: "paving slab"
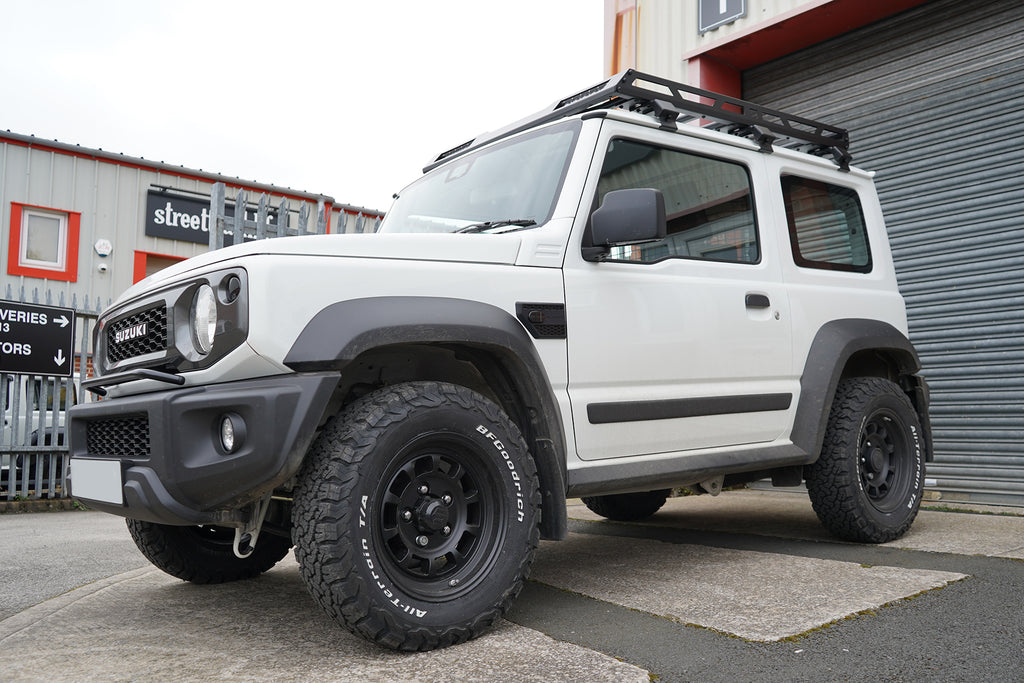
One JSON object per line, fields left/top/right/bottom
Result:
{"left": 568, "top": 489, "right": 1024, "bottom": 559}
{"left": 0, "top": 557, "right": 648, "bottom": 683}
{"left": 530, "top": 532, "right": 965, "bottom": 642}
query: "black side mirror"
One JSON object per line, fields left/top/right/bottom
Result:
{"left": 584, "top": 188, "right": 667, "bottom": 262}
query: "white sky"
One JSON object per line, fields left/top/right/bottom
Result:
{"left": 1, "top": 0, "right": 605, "bottom": 212}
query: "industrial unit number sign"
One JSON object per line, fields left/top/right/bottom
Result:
{"left": 0, "top": 300, "right": 76, "bottom": 377}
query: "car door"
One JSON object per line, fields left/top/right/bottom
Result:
{"left": 563, "top": 131, "right": 798, "bottom": 461}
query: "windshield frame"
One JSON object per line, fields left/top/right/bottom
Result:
{"left": 380, "top": 119, "right": 583, "bottom": 234}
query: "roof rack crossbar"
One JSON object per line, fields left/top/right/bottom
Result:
{"left": 424, "top": 69, "right": 852, "bottom": 173}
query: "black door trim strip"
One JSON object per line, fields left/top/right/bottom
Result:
{"left": 587, "top": 393, "right": 793, "bottom": 425}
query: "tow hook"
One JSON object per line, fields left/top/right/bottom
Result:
{"left": 233, "top": 493, "right": 272, "bottom": 559}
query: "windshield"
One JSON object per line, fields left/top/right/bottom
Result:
{"left": 380, "top": 120, "right": 581, "bottom": 234}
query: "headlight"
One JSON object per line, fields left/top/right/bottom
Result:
{"left": 191, "top": 284, "right": 218, "bottom": 354}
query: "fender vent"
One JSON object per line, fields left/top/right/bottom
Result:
{"left": 516, "top": 303, "right": 567, "bottom": 340}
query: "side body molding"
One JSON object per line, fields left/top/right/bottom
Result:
{"left": 284, "top": 296, "right": 569, "bottom": 539}
{"left": 791, "top": 318, "right": 931, "bottom": 461}
{"left": 568, "top": 318, "right": 931, "bottom": 497}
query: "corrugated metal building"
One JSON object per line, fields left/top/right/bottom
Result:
{"left": 1, "top": 131, "right": 383, "bottom": 314}
{"left": 605, "top": 0, "right": 1024, "bottom": 505}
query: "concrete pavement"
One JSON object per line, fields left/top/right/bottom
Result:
{"left": 0, "top": 490, "right": 1021, "bottom": 681}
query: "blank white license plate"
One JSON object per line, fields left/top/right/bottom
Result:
{"left": 70, "top": 458, "right": 123, "bottom": 505}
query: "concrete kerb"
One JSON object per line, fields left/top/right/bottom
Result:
{"left": 0, "top": 498, "right": 81, "bottom": 514}
{"left": 567, "top": 488, "right": 1024, "bottom": 559}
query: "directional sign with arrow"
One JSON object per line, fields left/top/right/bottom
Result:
{"left": 0, "top": 299, "right": 77, "bottom": 377}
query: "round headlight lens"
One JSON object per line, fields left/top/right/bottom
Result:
{"left": 191, "top": 284, "right": 218, "bottom": 354}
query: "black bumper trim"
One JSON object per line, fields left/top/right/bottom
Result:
{"left": 68, "top": 372, "right": 339, "bottom": 526}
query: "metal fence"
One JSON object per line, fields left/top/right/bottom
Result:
{"left": 1, "top": 293, "right": 96, "bottom": 501}
{"left": 208, "top": 182, "right": 329, "bottom": 249}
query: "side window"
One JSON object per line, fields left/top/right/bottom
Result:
{"left": 781, "top": 175, "right": 871, "bottom": 272}
{"left": 595, "top": 139, "right": 758, "bottom": 264}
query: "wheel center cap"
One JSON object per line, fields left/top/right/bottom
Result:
{"left": 869, "top": 448, "right": 885, "bottom": 473}
{"left": 416, "top": 499, "right": 450, "bottom": 532}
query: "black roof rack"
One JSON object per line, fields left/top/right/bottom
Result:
{"left": 426, "top": 69, "right": 851, "bottom": 172}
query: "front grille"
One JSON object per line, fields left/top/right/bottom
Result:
{"left": 106, "top": 305, "right": 168, "bottom": 363}
{"left": 86, "top": 414, "right": 151, "bottom": 458}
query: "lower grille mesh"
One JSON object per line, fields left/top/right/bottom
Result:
{"left": 86, "top": 414, "right": 151, "bottom": 458}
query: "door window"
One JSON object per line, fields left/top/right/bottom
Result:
{"left": 594, "top": 139, "right": 758, "bottom": 264}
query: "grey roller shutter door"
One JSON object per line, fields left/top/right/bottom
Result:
{"left": 744, "top": 0, "right": 1024, "bottom": 505}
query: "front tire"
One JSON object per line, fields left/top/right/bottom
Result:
{"left": 291, "top": 381, "right": 541, "bottom": 651}
{"left": 806, "top": 377, "right": 925, "bottom": 543}
{"left": 126, "top": 520, "right": 292, "bottom": 583}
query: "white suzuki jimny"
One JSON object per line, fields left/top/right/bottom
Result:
{"left": 70, "top": 70, "right": 931, "bottom": 651}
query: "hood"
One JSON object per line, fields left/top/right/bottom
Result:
{"left": 119, "top": 232, "right": 524, "bottom": 301}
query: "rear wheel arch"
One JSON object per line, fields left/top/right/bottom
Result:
{"left": 793, "top": 319, "right": 930, "bottom": 462}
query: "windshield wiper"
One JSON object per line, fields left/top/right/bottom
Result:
{"left": 455, "top": 219, "right": 537, "bottom": 234}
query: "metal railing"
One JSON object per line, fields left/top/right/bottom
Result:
{"left": 208, "top": 182, "right": 329, "bottom": 250}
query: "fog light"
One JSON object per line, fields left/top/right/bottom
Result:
{"left": 219, "top": 413, "right": 245, "bottom": 453}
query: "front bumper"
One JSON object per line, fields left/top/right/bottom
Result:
{"left": 68, "top": 372, "right": 338, "bottom": 526}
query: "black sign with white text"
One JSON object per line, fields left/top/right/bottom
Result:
{"left": 0, "top": 300, "right": 76, "bottom": 377}
{"left": 145, "top": 190, "right": 279, "bottom": 244}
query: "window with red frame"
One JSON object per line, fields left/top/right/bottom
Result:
{"left": 7, "top": 202, "right": 81, "bottom": 281}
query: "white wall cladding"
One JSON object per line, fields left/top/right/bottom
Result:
{"left": 744, "top": 0, "right": 1024, "bottom": 505}
{"left": 635, "top": 0, "right": 820, "bottom": 75}
{"left": 0, "top": 135, "right": 363, "bottom": 314}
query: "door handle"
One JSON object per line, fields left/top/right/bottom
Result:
{"left": 745, "top": 293, "right": 771, "bottom": 309}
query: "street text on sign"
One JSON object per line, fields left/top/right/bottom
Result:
{"left": 0, "top": 300, "right": 76, "bottom": 377}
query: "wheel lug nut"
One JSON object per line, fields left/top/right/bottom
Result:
{"left": 442, "top": 494, "right": 453, "bottom": 505}
{"left": 415, "top": 535, "right": 429, "bottom": 547}
{"left": 401, "top": 509, "right": 413, "bottom": 521}
{"left": 418, "top": 484, "right": 429, "bottom": 495}
{"left": 442, "top": 525, "right": 452, "bottom": 536}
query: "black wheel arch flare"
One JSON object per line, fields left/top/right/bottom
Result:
{"left": 794, "top": 318, "right": 933, "bottom": 463}
{"left": 283, "top": 296, "right": 568, "bottom": 540}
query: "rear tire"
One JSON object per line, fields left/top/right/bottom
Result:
{"left": 581, "top": 489, "right": 671, "bottom": 521}
{"left": 126, "top": 520, "right": 292, "bottom": 583}
{"left": 806, "top": 377, "right": 925, "bottom": 543}
{"left": 291, "top": 381, "right": 541, "bottom": 651}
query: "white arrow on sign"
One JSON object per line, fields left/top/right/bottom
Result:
{"left": 54, "top": 315, "right": 70, "bottom": 328}
{"left": 54, "top": 349, "right": 66, "bottom": 367}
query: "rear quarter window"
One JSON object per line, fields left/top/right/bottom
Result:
{"left": 782, "top": 175, "right": 871, "bottom": 273}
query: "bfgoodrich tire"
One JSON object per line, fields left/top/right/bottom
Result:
{"left": 806, "top": 377, "right": 925, "bottom": 543}
{"left": 581, "top": 489, "right": 671, "bottom": 521}
{"left": 126, "top": 520, "right": 292, "bottom": 583}
{"left": 291, "top": 381, "right": 541, "bottom": 651}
